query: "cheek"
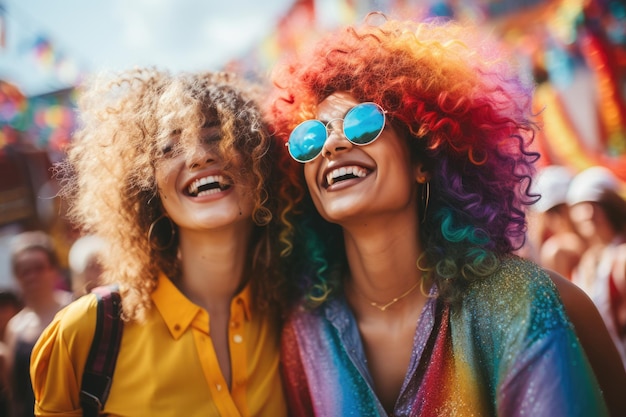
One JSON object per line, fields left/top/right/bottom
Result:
{"left": 154, "top": 166, "right": 176, "bottom": 195}
{"left": 154, "top": 173, "right": 178, "bottom": 219}
{"left": 569, "top": 203, "right": 593, "bottom": 224}
{"left": 303, "top": 162, "right": 327, "bottom": 212}
{"left": 303, "top": 162, "right": 318, "bottom": 193}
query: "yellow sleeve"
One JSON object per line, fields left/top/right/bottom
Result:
{"left": 30, "top": 294, "right": 99, "bottom": 416}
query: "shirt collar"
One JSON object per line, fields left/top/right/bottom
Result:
{"left": 152, "top": 273, "right": 253, "bottom": 340}
{"left": 231, "top": 283, "right": 252, "bottom": 322}
{"left": 152, "top": 273, "right": 201, "bottom": 340}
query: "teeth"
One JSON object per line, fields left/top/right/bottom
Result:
{"left": 326, "top": 166, "right": 367, "bottom": 186}
{"left": 197, "top": 188, "right": 222, "bottom": 197}
{"left": 187, "top": 175, "right": 226, "bottom": 196}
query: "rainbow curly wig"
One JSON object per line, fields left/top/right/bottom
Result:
{"left": 268, "top": 16, "right": 540, "bottom": 306}
{"left": 60, "top": 68, "right": 297, "bottom": 321}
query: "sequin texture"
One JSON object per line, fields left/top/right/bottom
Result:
{"left": 280, "top": 257, "right": 609, "bottom": 417}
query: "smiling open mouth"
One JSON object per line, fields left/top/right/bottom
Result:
{"left": 326, "top": 165, "right": 368, "bottom": 186}
{"left": 187, "top": 175, "right": 231, "bottom": 197}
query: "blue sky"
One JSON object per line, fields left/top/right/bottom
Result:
{"left": 0, "top": 0, "right": 293, "bottom": 96}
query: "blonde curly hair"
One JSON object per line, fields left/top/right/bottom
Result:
{"left": 59, "top": 68, "right": 296, "bottom": 322}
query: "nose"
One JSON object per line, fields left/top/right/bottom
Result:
{"left": 321, "top": 120, "right": 353, "bottom": 159}
{"left": 186, "top": 143, "right": 215, "bottom": 169}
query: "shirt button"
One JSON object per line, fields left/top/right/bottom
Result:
{"left": 216, "top": 383, "right": 222, "bottom": 391}
{"left": 233, "top": 334, "right": 243, "bottom": 343}
{"left": 174, "top": 324, "right": 181, "bottom": 331}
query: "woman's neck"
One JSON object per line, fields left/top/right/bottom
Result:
{"left": 177, "top": 222, "right": 254, "bottom": 312}
{"left": 340, "top": 212, "right": 430, "bottom": 412}
{"left": 341, "top": 211, "right": 427, "bottom": 314}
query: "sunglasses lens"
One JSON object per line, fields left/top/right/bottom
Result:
{"left": 343, "top": 103, "right": 385, "bottom": 145}
{"left": 288, "top": 120, "right": 327, "bottom": 162}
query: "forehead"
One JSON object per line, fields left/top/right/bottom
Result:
{"left": 316, "top": 92, "right": 359, "bottom": 119}
{"left": 14, "top": 248, "right": 50, "bottom": 263}
{"left": 156, "top": 124, "right": 222, "bottom": 151}
{"left": 171, "top": 124, "right": 220, "bottom": 140}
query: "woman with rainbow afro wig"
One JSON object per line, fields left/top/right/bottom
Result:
{"left": 268, "top": 14, "right": 610, "bottom": 417}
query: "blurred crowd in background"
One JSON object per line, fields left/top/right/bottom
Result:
{"left": 0, "top": 0, "right": 625, "bottom": 416}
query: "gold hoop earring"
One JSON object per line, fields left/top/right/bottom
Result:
{"left": 421, "top": 181, "right": 430, "bottom": 224}
{"left": 148, "top": 215, "right": 176, "bottom": 251}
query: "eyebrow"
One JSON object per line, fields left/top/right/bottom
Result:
{"left": 317, "top": 108, "right": 352, "bottom": 125}
{"left": 169, "top": 122, "right": 220, "bottom": 138}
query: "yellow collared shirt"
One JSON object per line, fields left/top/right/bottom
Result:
{"left": 31, "top": 274, "right": 287, "bottom": 417}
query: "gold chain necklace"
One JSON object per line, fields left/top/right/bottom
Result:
{"left": 354, "top": 280, "right": 421, "bottom": 312}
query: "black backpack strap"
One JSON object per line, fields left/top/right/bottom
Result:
{"left": 80, "top": 285, "right": 124, "bottom": 417}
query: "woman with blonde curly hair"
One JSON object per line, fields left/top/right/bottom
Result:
{"left": 268, "top": 15, "right": 615, "bottom": 416}
{"left": 30, "top": 68, "right": 292, "bottom": 416}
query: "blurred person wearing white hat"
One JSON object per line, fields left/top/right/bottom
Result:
{"left": 567, "top": 166, "right": 626, "bottom": 369}
{"left": 526, "top": 165, "right": 626, "bottom": 409}
{"left": 528, "top": 165, "right": 587, "bottom": 279}
{"left": 67, "top": 235, "right": 108, "bottom": 298}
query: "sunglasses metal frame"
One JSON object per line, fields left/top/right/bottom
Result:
{"left": 285, "top": 102, "right": 386, "bottom": 163}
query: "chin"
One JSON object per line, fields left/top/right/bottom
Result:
{"left": 319, "top": 208, "right": 361, "bottom": 225}
{"left": 315, "top": 195, "right": 369, "bottom": 220}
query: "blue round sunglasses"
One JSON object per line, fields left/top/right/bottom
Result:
{"left": 286, "top": 102, "right": 386, "bottom": 163}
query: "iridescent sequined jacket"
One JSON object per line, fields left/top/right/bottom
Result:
{"left": 281, "top": 256, "right": 608, "bottom": 417}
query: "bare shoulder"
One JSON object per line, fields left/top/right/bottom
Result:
{"left": 548, "top": 271, "right": 594, "bottom": 313}
{"left": 547, "top": 269, "right": 612, "bottom": 342}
